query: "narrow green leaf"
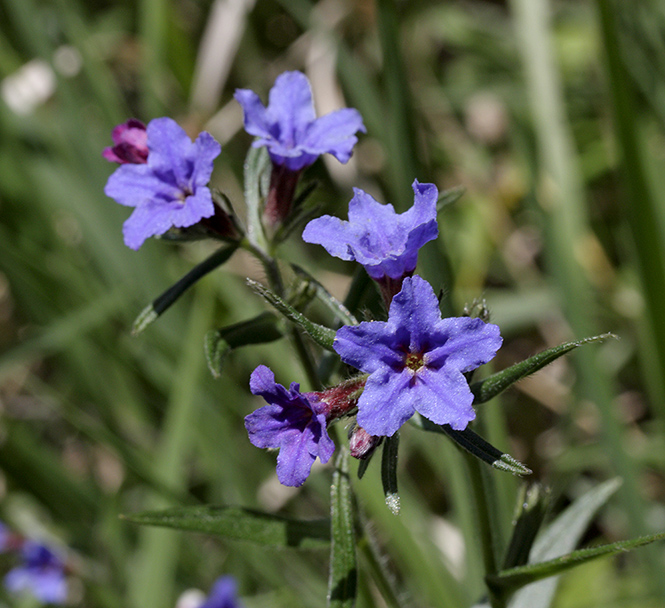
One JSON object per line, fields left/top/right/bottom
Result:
{"left": 502, "top": 484, "right": 551, "bottom": 570}
{"left": 244, "top": 145, "right": 271, "bottom": 250}
{"left": 204, "top": 312, "right": 284, "bottom": 378}
{"left": 329, "top": 448, "right": 357, "bottom": 607}
{"left": 291, "top": 265, "right": 359, "bottom": 326}
{"left": 381, "top": 434, "right": 400, "bottom": 515}
{"left": 247, "top": 279, "right": 337, "bottom": 351}
{"left": 471, "top": 334, "right": 616, "bottom": 404}
{"left": 132, "top": 244, "right": 238, "bottom": 335}
{"left": 507, "top": 478, "right": 622, "bottom": 608}
{"left": 122, "top": 505, "right": 330, "bottom": 549}
{"left": 491, "top": 530, "right": 665, "bottom": 592}
{"left": 413, "top": 416, "right": 531, "bottom": 477}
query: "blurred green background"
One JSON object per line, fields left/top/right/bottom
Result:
{"left": 2, "top": 0, "right": 665, "bottom": 606}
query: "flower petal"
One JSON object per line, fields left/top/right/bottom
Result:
{"left": 190, "top": 132, "right": 221, "bottom": 187}
{"left": 414, "top": 366, "right": 476, "bottom": 430}
{"left": 426, "top": 317, "right": 502, "bottom": 371}
{"left": 387, "top": 275, "right": 445, "bottom": 353}
{"left": 356, "top": 368, "right": 416, "bottom": 437}
{"left": 105, "top": 164, "right": 173, "bottom": 207}
{"left": 122, "top": 202, "right": 176, "bottom": 249}
{"left": 301, "top": 108, "right": 366, "bottom": 162}
{"left": 301, "top": 215, "right": 357, "bottom": 261}
{"left": 145, "top": 118, "right": 197, "bottom": 187}
{"left": 275, "top": 426, "right": 318, "bottom": 486}
{"left": 334, "top": 321, "right": 403, "bottom": 373}
{"left": 266, "top": 71, "right": 316, "bottom": 144}
{"left": 234, "top": 88, "right": 273, "bottom": 139}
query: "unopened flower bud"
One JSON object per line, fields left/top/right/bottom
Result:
{"left": 103, "top": 119, "right": 148, "bottom": 164}
{"left": 349, "top": 425, "right": 382, "bottom": 459}
{"left": 311, "top": 376, "right": 366, "bottom": 420}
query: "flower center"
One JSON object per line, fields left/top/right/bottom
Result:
{"left": 405, "top": 352, "right": 424, "bottom": 372}
{"left": 177, "top": 186, "right": 193, "bottom": 204}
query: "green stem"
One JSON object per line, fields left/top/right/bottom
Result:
{"left": 246, "top": 241, "right": 321, "bottom": 390}
{"left": 465, "top": 453, "right": 506, "bottom": 608}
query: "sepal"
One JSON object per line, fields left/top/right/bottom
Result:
{"left": 272, "top": 181, "right": 321, "bottom": 245}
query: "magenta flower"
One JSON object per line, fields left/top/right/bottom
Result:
{"left": 104, "top": 117, "right": 221, "bottom": 250}
{"left": 199, "top": 576, "right": 243, "bottom": 608}
{"left": 234, "top": 71, "right": 365, "bottom": 172}
{"left": 245, "top": 365, "right": 335, "bottom": 487}
{"left": 102, "top": 119, "right": 149, "bottom": 164}
{"left": 302, "top": 180, "right": 438, "bottom": 284}
{"left": 4, "top": 542, "right": 67, "bottom": 604}
{"left": 334, "top": 275, "right": 502, "bottom": 437}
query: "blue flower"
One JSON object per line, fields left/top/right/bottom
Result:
{"left": 4, "top": 542, "right": 67, "bottom": 604}
{"left": 302, "top": 181, "right": 439, "bottom": 283}
{"left": 334, "top": 275, "right": 502, "bottom": 437}
{"left": 104, "top": 117, "right": 221, "bottom": 250}
{"left": 245, "top": 365, "right": 335, "bottom": 487}
{"left": 234, "top": 71, "right": 365, "bottom": 172}
{"left": 199, "top": 576, "right": 243, "bottom": 608}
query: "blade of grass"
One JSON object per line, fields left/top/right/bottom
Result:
{"left": 127, "top": 280, "right": 215, "bottom": 608}
{"left": 509, "top": 0, "right": 665, "bottom": 598}
{"left": 595, "top": 0, "right": 665, "bottom": 416}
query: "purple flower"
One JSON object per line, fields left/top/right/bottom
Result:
{"left": 302, "top": 181, "right": 439, "bottom": 282}
{"left": 234, "top": 71, "right": 365, "bottom": 171}
{"left": 4, "top": 542, "right": 67, "bottom": 604}
{"left": 334, "top": 275, "right": 502, "bottom": 437}
{"left": 245, "top": 365, "right": 335, "bottom": 487}
{"left": 199, "top": 576, "right": 243, "bottom": 608}
{"left": 104, "top": 117, "right": 221, "bottom": 250}
{"left": 103, "top": 119, "right": 148, "bottom": 164}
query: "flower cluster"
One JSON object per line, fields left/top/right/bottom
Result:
{"left": 244, "top": 132, "right": 501, "bottom": 485}
{"left": 104, "top": 71, "right": 365, "bottom": 244}
{"left": 103, "top": 70, "right": 502, "bottom": 489}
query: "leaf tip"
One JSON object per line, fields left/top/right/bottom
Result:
{"left": 385, "top": 493, "right": 401, "bottom": 515}
{"left": 132, "top": 304, "right": 158, "bottom": 336}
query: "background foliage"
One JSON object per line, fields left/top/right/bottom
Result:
{"left": 1, "top": 0, "right": 665, "bottom": 606}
